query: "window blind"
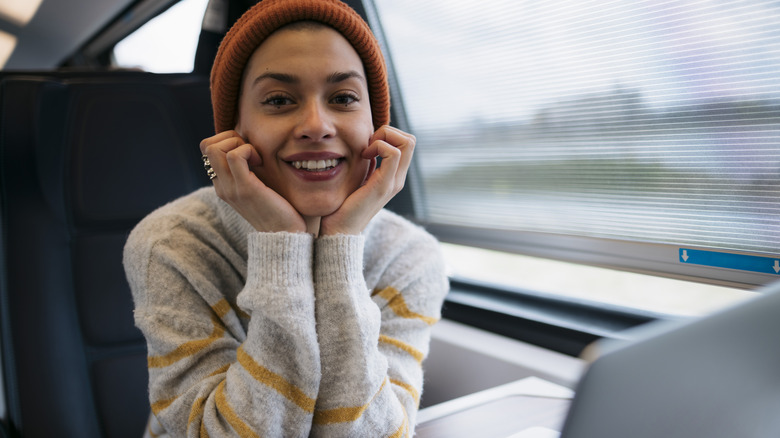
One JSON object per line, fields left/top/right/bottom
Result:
{"left": 373, "top": 0, "right": 780, "bottom": 256}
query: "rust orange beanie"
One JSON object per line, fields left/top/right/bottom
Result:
{"left": 210, "top": 0, "right": 390, "bottom": 133}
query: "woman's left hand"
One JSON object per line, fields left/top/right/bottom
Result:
{"left": 319, "top": 125, "right": 415, "bottom": 236}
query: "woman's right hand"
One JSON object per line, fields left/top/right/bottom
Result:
{"left": 200, "top": 131, "right": 308, "bottom": 234}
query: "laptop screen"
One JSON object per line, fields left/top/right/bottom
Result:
{"left": 559, "top": 280, "right": 780, "bottom": 438}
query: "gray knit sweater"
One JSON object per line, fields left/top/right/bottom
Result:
{"left": 123, "top": 187, "right": 449, "bottom": 438}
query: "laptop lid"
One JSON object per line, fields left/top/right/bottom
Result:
{"left": 559, "top": 280, "right": 780, "bottom": 438}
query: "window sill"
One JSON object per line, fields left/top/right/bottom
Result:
{"left": 443, "top": 277, "right": 682, "bottom": 356}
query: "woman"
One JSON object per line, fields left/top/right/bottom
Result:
{"left": 123, "top": 0, "right": 449, "bottom": 436}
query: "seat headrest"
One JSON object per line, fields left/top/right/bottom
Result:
{"left": 34, "top": 76, "right": 212, "bottom": 227}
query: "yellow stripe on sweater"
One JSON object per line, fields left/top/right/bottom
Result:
{"left": 313, "top": 379, "right": 388, "bottom": 424}
{"left": 212, "top": 298, "right": 250, "bottom": 320}
{"left": 151, "top": 364, "right": 230, "bottom": 421}
{"left": 147, "top": 315, "right": 225, "bottom": 368}
{"left": 187, "top": 395, "right": 207, "bottom": 432}
{"left": 236, "top": 307, "right": 251, "bottom": 320}
{"left": 211, "top": 299, "right": 231, "bottom": 318}
{"left": 149, "top": 397, "right": 174, "bottom": 416}
{"left": 388, "top": 406, "right": 410, "bottom": 438}
{"left": 214, "top": 381, "right": 259, "bottom": 438}
{"left": 390, "top": 378, "right": 420, "bottom": 406}
{"left": 236, "top": 346, "right": 316, "bottom": 413}
{"left": 150, "top": 396, "right": 176, "bottom": 415}
{"left": 209, "top": 363, "right": 231, "bottom": 378}
{"left": 379, "top": 335, "right": 424, "bottom": 364}
{"left": 374, "top": 287, "right": 439, "bottom": 326}
{"left": 146, "top": 423, "right": 160, "bottom": 438}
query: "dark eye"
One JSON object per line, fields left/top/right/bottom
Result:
{"left": 262, "top": 95, "right": 294, "bottom": 107}
{"left": 332, "top": 93, "right": 359, "bottom": 106}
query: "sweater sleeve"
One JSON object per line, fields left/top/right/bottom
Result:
{"left": 127, "top": 226, "right": 322, "bottom": 438}
{"left": 310, "top": 230, "right": 448, "bottom": 437}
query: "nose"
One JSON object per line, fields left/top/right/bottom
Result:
{"left": 295, "top": 100, "right": 335, "bottom": 141}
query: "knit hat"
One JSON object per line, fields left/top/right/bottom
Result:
{"left": 210, "top": 0, "right": 390, "bottom": 133}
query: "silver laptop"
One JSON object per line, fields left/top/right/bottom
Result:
{"left": 555, "top": 279, "right": 780, "bottom": 438}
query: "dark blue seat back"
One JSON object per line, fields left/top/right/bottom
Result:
{"left": 0, "top": 72, "right": 213, "bottom": 438}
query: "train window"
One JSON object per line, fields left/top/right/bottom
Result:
{"left": 372, "top": 0, "right": 779, "bottom": 312}
{"left": 112, "top": 0, "right": 208, "bottom": 72}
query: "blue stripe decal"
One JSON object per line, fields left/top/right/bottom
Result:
{"left": 679, "top": 249, "right": 780, "bottom": 275}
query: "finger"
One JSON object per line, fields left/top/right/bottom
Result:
{"left": 361, "top": 156, "right": 377, "bottom": 186}
{"left": 366, "top": 126, "right": 415, "bottom": 183}
{"left": 369, "top": 126, "right": 415, "bottom": 150}
{"left": 202, "top": 133, "right": 246, "bottom": 156}
{"left": 366, "top": 127, "right": 415, "bottom": 164}
{"left": 199, "top": 130, "right": 243, "bottom": 155}
{"left": 359, "top": 142, "right": 403, "bottom": 201}
{"left": 225, "top": 144, "right": 264, "bottom": 189}
{"left": 201, "top": 132, "right": 255, "bottom": 183}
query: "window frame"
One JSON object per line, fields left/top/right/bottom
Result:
{"left": 428, "top": 223, "right": 778, "bottom": 290}
{"left": 67, "top": 0, "right": 182, "bottom": 68}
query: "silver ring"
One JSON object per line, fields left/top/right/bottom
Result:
{"left": 202, "top": 154, "right": 217, "bottom": 180}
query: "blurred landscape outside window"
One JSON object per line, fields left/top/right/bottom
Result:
{"left": 372, "top": 0, "right": 778, "bottom": 314}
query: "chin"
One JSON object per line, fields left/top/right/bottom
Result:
{"left": 294, "top": 199, "right": 342, "bottom": 218}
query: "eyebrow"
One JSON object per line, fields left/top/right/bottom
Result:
{"left": 326, "top": 70, "right": 366, "bottom": 84}
{"left": 252, "top": 70, "right": 365, "bottom": 87}
{"left": 252, "top": 72, "right": 298, "bottom": 86}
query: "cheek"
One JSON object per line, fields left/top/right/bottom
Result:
{"left": 347, "top": 156, "right": 372, "bottom": 191}
{"left": 242, "top": 138, "right": 276, "bottom": 183}
{"left": 241, "top": 125, "right": 277, "bottom": 164}
{"left": 349, "top": 118, "right": 375, "bottom": 153}
{"left": 351, "top": 124, "right": 374, "bottom": 184}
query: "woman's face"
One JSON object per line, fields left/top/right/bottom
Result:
{"left": 236, "top": 25, "right": 375, "bottom": 219}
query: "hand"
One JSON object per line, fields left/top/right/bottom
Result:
{"left": 319, "top": 126, "right": 416, "bottom": 236}
{"left": 200, "top": 131, "right": 309, "bottom": 233}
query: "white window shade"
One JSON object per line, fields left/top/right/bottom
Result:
{"left": 373, "top": 0, "right": 780, "bottom": 271}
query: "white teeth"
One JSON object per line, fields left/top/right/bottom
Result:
{"left": 291, "top": 159, "right": 339, "bottom": 171}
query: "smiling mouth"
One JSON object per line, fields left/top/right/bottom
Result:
{"left": 290, "top": 158, "right": 342, "bottom": 171}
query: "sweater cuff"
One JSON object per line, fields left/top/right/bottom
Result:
{"left": 314, "top": 234, "right": 365, "bottom": 286}
{"left": 246, "top": 232, "right": 314, "bottom": 287}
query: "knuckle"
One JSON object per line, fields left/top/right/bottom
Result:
{"left": 203, "top": 143, "right": 220, "bottom": 156}
{"left": 381, "top": 181, "right": 397, "bottom": 198}
{"left": 225, "top": 148, "right": 242, "bottom": 162}
{"left": 200, "top": 140, "right": 215, "bottom": 155}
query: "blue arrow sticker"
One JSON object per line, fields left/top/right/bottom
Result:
{"left": 680, "top": 248, "right": 780, "bottom": 275}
